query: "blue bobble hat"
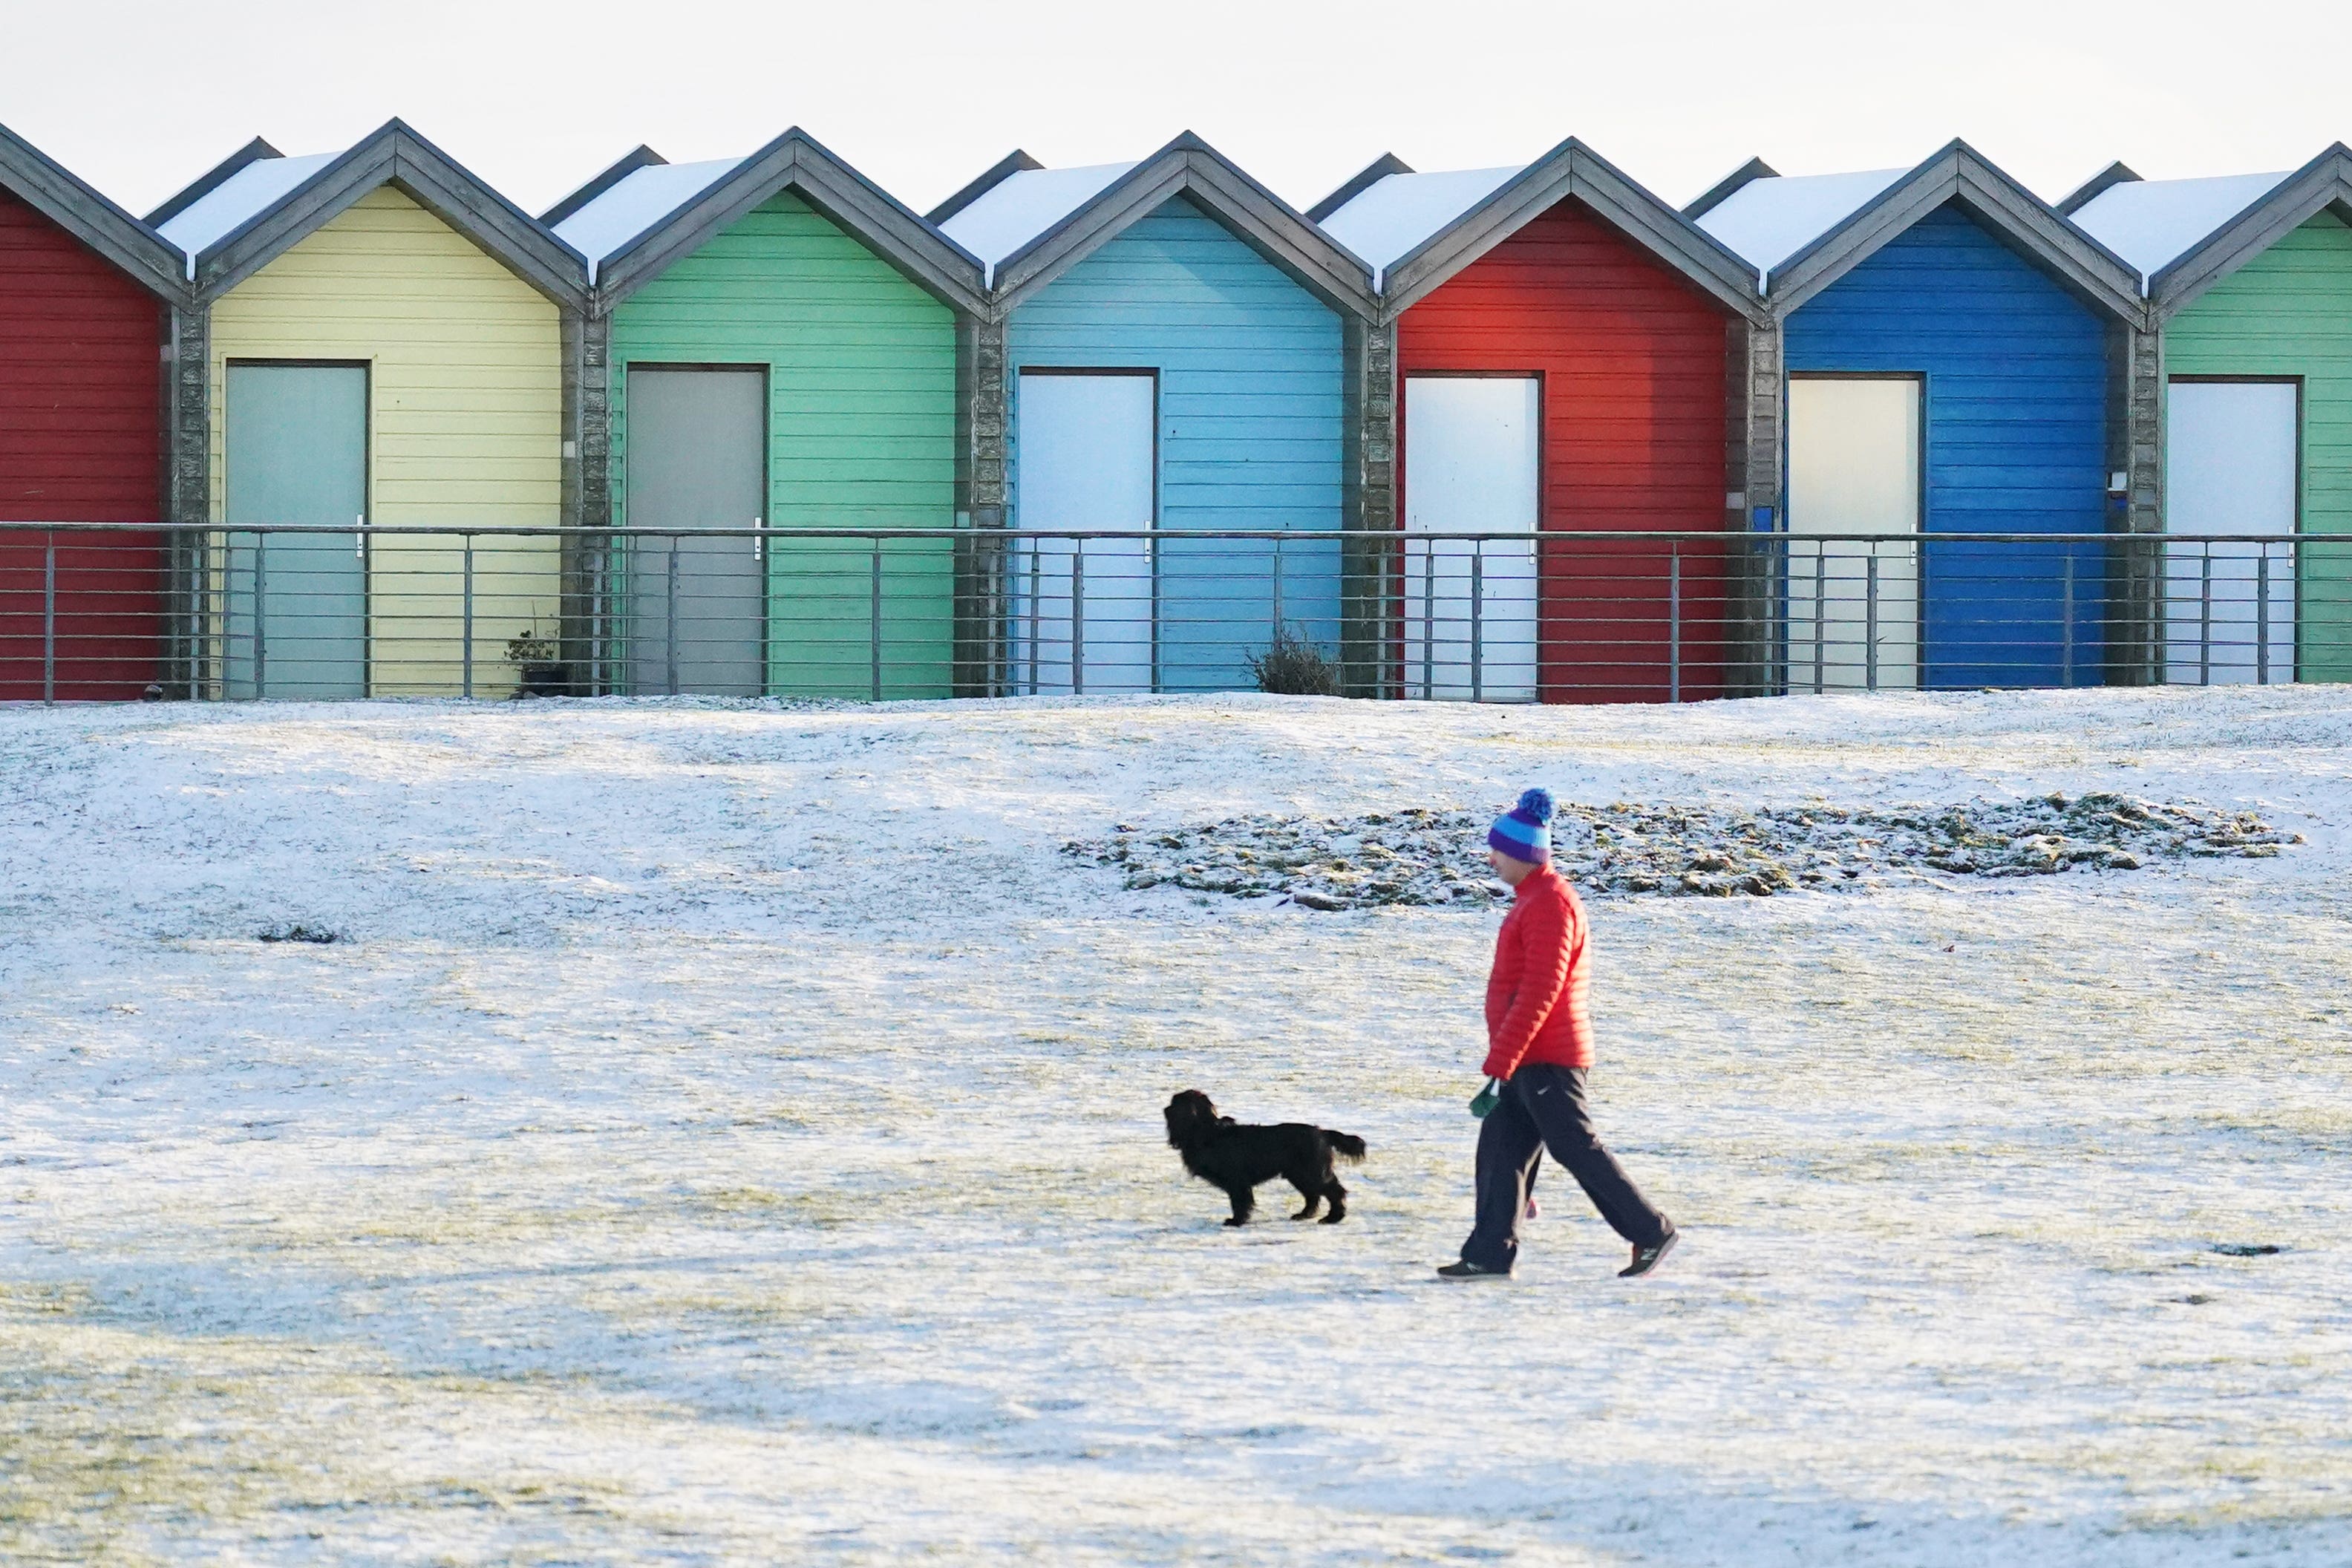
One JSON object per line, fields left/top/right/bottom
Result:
{"left": 1489, "top": 788, "right": 1555, "bottom": 865}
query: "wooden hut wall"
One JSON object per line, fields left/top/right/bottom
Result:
{"left": 0, "top": 185, "right": 166, "bottom": 699}
{"left": 1783, "top": 205, "right": 2110, "bottom": 688}
{"left": 1394, "top": 198, "right": 1734, "bottom": 703}
{"left": 206, "top": 186, "right": 564, "bottom": 696}
{"left": 2161, "top": 209, "right": 2352, "bottom": 681}
{"left": 607, "top": 189, "right": 958, "bottom": 699}
{"left": 1006, "top": 195, "right": 1346, "bottom": 691}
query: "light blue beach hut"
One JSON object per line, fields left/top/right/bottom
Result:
{"left": 932, "top": 134, "right": 1378, "bottom": 693}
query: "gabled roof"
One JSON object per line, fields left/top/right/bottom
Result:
{"left": 550, "top": 157, "right": 745, "bottom": 276}
{"left": 1316, "top": 166, "right": 1520, "bottom": 282}
{"left": 2068, "top": 169, "right": 2290, "bottom": 289}
{"left": 546, "top": 127, "right": 985, "bottom": 314}
{"left": 1695, "top": 140, "right": 2143, "bottom": 321}
{"left": 0, "top": 119, "right": 187, "bottom": 301}
{"left": 149, "top": 119, "right": 589, "bottom": 307}
{"left": 2066, "top": 150, "right": 2352, "bottom": 316}
{"left": 1693, "top": 168, "right": 1909, "bottom": 278}
{"left": 540, "top": 144, "right": 667, "bottom": 230}
{"left": 145, "top": 137, "right": 282, "bottom": 230}
{"left": 2054, "top": 160, "right": 2140, "bottom": 218}
{"left": 1681, "top": 157, "right": 1777, "bottom": 220}
{"left": 1313, "top": 137, "right": 1764, "bottom": 321}
{"left": 925, "top": 150, "right": 1042, "bottom": 226}
{"left": 937, "top": 161, "right": 1140, "bottom": 280}
{"left": 1305, "top": 153, "right": 1414, "bottom": 223}
{"left": 936, "top": 132, "right": 1377, "bottom": 319}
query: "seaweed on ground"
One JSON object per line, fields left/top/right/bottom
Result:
{"left": 1062, "top": 792, "right": 2304, "bottom": 909}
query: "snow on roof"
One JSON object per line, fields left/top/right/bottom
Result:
{"left": 2068, "top": 171, "right": 2290, "bottom": 286}
{"left": 1316, "top": 166, "right": 1522, "bottom": 286}
{"left": 552, "top": 157, "right": 745, "bottom": 281}
{"left": 938, "top": 162, "right": 1137, "bottom": 283}
{"left": 156, "top": 152, "right": 340, "bottom": 276}
{"left": 1696, "top": 167, "right": 1910, "bottom": 283}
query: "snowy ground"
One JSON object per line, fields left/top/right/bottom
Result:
{"left": 3, "top": 687, "right": 2350, "bottom": 1565}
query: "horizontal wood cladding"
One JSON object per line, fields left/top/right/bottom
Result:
{"left": 1398, "top": 200, "right": 1731, "bottom": 704}
{"left": 207, "top": 186, "right": 564, "bottom": 696}
{"left": 609, "top": 189, "right": 958, "bottom": 698}
{"left": 2164, "top": 209, "right": 2352, "bottom": 680}
{"left": 1007, "top": 195, "right": 1347, "bottom": 692}
{"left": 0, "top": 185, "right": 166, "bottom": 699}
{"left": 1784, "top": 205, "right": 2109, "bottom": 690}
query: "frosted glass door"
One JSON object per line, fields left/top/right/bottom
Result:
{"left": 223, "top": 363, "right": 369, "bottom": 700}
{"left": 1011, "top": 372, "right": 1155, "bottom": 695}
{"left": 1403, "top": 376, "right": 1539, "bottom": 701}
{"left": 2165, "top": 380, "right": 2297, "bottom": 684}
{"left": 626, "top": 368, "right": 768, "bottom": 696}
{"left": 1787, "top": 376, "right": 1920, "bottom": 691}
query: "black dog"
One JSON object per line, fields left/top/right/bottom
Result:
{"left": 1163, "top": 1090, "right": 1366, "bottom": 1226}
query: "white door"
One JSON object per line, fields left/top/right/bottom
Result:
{"left": 2165, "top": 380, "right": 2297, "bottom": 684}
{"left": 1404, "top": 376, "right": 1539, "bottom": 700}
{"left": 1787, "top": 376, "right": 1921, "bottom": 691}
{"left": 1011, "top": 372, "right": 1155, "bottom": 694}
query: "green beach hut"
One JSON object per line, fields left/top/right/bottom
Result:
{"left": 2068, "top": 146, "right": 2352, "bottom": 683}
{"left": 546, "top": 130, "right": 987, "bottom": 697}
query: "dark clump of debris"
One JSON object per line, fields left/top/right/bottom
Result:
{"left": 1061, "top": 792, "right": 2303, "bottom": 910}
{"left": 258, "top": 924, "right": 342, "bottom": 944}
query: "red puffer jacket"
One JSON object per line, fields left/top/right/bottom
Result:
{"left": 1482, "top": 864, "right": 1592, "bottom": 1078}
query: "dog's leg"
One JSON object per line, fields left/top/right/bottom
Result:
{"left": 1319, "top": 1180, "right": 1348, "bottom": 1224}
{"left": 1222, "top": 1185, "right": 1255, "bottom": 1227}
{"left": 1288, "top": 1176, "right": 1323, "bottom": 1221}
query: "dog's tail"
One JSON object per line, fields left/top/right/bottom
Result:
{"left": 1328, "top": 1131, "right": 1367, "bottom": 1163}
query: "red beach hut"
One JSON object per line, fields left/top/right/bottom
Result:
{"left": 1314, "top": 140, "right": 1765, "bottom": 702}
{"left": 0, "top": 122, "right": 188, "bottom": 700}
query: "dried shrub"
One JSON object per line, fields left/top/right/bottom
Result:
{"left": 1247, "top": 625, "right": 1342, "bottom": 697}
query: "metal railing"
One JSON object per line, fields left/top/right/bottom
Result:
{"left": 1, "top": 523, "right": 2345, "bottom": 704}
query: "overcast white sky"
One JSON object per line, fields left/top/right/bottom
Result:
{"left": 4, "top": 0, "right": 2348, "bottom": 221}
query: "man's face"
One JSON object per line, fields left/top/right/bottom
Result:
{"left": 1489, "top": 846, "right": 1535, "bottom": 887}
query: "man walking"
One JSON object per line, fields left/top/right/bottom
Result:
{"left": 1438, "top": 788, "right": 1678, "bottom": 1281}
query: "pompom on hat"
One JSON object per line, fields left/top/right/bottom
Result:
{"left": 1488, "top": 787, "right": 1556, "bottom": 865}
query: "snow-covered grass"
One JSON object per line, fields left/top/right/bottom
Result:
{"left": 3, "top": 687, "right": 2349, "bottom": 1564}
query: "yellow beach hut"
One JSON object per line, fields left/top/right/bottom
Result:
{"left": 151, "top": 121, "right": 589, "bottom": 697}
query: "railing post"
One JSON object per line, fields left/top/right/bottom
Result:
{"left": 1027, "top": 544, "right": 1041, "bottom": 696}
{"left": 2257, "top": 549, "right": 2270, "bottom": 685}
{"left": 2199, "top": 549, "right": 2212, "bottom": 687}
{"left": 1668, "top": 546, "right": 1682, "bottom": 704}
{"left": 1271, "top": 534, "right": 1284, "bottom": 638}
{"left": 2060, "top": 549, "right": 2074, "bottom": 690}
{"left": 871, "top": 537, "right": 884, "bottom": 702}
{"left": 1865, "top": 550, "right": 1881, "bottom": 693}
{"left": 461, "top": 535, "right": 475, "bottom": 699}
{"left": 1420, "top": 538, "right": 1435, "bottom": 700}
{"left": 665, "top": 538, "right": 680, "bottom": 696}
{"left": 42, "top": 535, "right": 56, "bottom": 705}
{"left": 1071, "top": 540, "right": 1085, "bottom": 697}
{"left": 1812, "top": 549, "right": 1826, "bottom": 696}
{"left": 1469, "top": 546, "right": 1483, "bottom": 703}
{"left": 254, "top": 532, "right": 267, "bottom": 701}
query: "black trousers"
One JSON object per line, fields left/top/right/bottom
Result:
{"left": 1461, "top": 1063, "right": 1671, "bottom": 1272}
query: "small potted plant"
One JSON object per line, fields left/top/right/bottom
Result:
{"left": 504, "top": 625, "right": 570, "bottom": 698}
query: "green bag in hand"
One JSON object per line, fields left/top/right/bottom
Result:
{"left": 1469, "top": 1078, "right": 1502, "bottom": 1119}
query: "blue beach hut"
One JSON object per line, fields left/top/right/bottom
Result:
{"left": 1690, "top": 143, "right": 2144, "bottom": 690}
{"left": 932, "top": 133, "right": 1378, "bottom": 694}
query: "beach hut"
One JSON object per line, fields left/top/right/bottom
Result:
{"left": 1693, "top": 142, "right": 2143, "bottom": 690}
{"left": 1312, "top": 139, "right": 1766, "bottom": 702}
{"left": 544, "top": 130, "right": 986, "bottom": 698}
{"left": 152, "top": 120, "right": 588, "bottom": 699}
{"left": 932, "top": 133, "right": 1379, "bottom": 695}
{"left": 0, "top": 122, "right": 189, "bottom": 700}
{"left": 2066, "top": 146, "right": 2352, "bottom": 684}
